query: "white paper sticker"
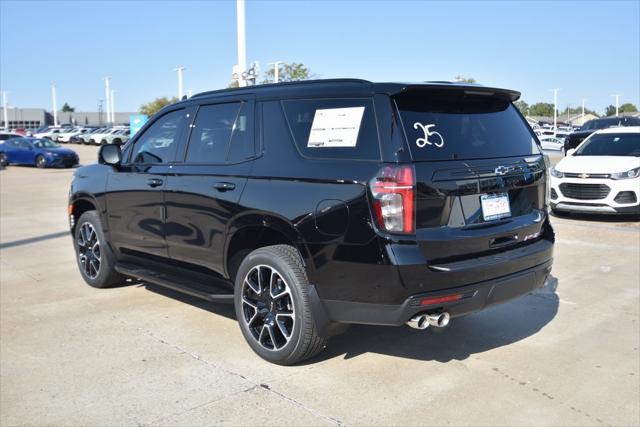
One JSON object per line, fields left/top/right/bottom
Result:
{"left": 307, "top": 106, "right": 365, "bottom": 148}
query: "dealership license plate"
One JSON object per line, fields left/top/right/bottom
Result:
{"left": 480, "top": 193, "right": 511, "bottom": 221}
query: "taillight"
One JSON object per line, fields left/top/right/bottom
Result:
{"left": 370, "top": 165, "right": 415, "bottom": 233}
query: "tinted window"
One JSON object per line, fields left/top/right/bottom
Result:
{"left": 130, "top": 109, "right": 187, "bottom": 164}
{"left": 282, "top": 98, "right": 380, "bottom": 160}
{"left": 395, "top": 91, "right": 540, "bottom": 161}
{"left": 186, "top": 103, "right": 240, "bottom": 163}
{"left": 575, "top": 133, "right": 640, "bottom": 157}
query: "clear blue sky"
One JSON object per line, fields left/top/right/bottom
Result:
{"left": 1, "top": 0, "right": 638, "bottom": 114}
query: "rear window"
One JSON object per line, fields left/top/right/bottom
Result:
{"left": 395, "top": 91, "right": 540, "bottom": 161}
{"left": 282, "top": 98, "right": 380, "bottom": 160}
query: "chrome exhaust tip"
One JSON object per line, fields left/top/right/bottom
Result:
{"left": 407, "top": 314, "right": 430, "bottom": 330}
{"left": 427, "top": 312, "right": 450, "bottom": 328}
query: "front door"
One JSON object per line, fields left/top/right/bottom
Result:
{"left": 105, "top": 107, "right": 193, "bottom": 259}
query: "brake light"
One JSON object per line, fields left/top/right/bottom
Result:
{"left": 370, "top": 165, "right": 415, "bottom": 233}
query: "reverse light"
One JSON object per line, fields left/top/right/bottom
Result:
{"left": 370, "top": 165, "right": 415, "bottom": 233}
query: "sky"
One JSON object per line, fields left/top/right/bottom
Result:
{"left": 1, "top": 0, "right": 638, "bottom": 114}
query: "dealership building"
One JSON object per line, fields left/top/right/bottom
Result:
{"left": 1, "top": 107, "right": 136, "bottom": 131}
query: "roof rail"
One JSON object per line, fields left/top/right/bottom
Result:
{"left": 190, "top": 78, "right": 372, "bottom": 99}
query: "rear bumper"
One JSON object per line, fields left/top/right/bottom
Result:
{"left": 320, "top": 258, "right": 553, "bottom": 326}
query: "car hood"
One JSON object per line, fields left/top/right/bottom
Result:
{"left": 556, "top": 155, "right": 640, "bottom": 174}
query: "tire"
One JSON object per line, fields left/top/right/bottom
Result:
{"left": 100, "top": 139, "right": 107, "bottom": 145}
{"left": 0, "top": 153, "right": 8, "bottom": 167}
{"left": 35, "top": 155, "right": 46, "bottom": 168}
{"left": 234, "top": 244, "right": 327, "bottom": 365}
{"left": 74, "top": 211, "right": 124, "bottom": 288}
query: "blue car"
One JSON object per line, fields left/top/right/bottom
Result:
{"left": 0, "top": 137, "right": 79, "bottom": 168}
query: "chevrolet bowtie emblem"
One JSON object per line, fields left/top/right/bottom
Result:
{"left": 579, "top": 173, "right": 589, "bottom": 179}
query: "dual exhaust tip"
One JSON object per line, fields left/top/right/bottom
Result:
{"left": 407, "top": 312, "right": 450, "bottom": 330}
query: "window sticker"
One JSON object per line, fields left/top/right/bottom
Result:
{"left": 413, "top": 122, "right": 444, "bottom": 148}
{"left": 307, "top": 106, "right": 365, "bottom": 148}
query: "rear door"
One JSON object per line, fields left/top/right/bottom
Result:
{"left": 164, "top": 97, "right": 255, "bottom": 276}
{"left": 394, "top": 89, "right": 546, "bottom": 263}
{"left": 105, "top": 107, "right": 193, "bottom": 258}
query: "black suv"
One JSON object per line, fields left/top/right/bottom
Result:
{"left": 69, "top": 79, "right": 554, "bottom": 364}
{"left": 564, "top": 116, "right": 640, "bottom": 153}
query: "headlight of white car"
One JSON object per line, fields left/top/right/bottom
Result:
{"left": 611, "top": 167, "right": 640, "bottom": 180}
{"left": 549, "top": 166, "right": 563, "bottom": 178}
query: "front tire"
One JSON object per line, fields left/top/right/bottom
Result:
{"left": 74, "top": 211, "right": 124, "bottom": 288}
{"left": 0, "top": 153, "right": 8, "bottom": 167}
{"left": 234, "top": 245, "right": 327, "bottom": 365}
{"left": 35, "top": 155, "right": 46, "bottom": 168}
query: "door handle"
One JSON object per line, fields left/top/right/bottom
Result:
{"left": 146, "top": 178, "right": 163, "bottom": 188}
{"left": 213, "top": 182, "right": 236, "bottom": 192}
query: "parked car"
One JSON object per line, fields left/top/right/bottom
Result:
{"left": 550, "top": 127, "right": 640, "bottom": 215}
{"left": 58, "top": 127, "right": 95, "bottom": 143}
{"left": 72, "top": 128, "right": 105, "bottom": 144}
{"left": 33, "top": 127, "right": 65, "bottom": 141}
{"left": 68, "top": 79, "right": 554, "bottom": 365}
{"left": 564, "top": 116, "right": 640, "bottom": 154}
{"left": 99, "top": 128, "right": 130, "bottom": 145}
{"left": 0, "top": 137, "right": 79, "bottom": 168}
{"left": 89, "top": 128, "right": 121, "bottom": 145}
{"left": 539, "top": 136, "right": 565, "bottom": 151}
{"left": 0, "top": 131, "right": 22, "bottom": 141}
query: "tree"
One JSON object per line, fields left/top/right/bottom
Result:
{"left": 559, "top": 105, "right": 598, "bottom": 117}
{"left": 514, "top": 100, "right": 530, "bottom": 116}
{"left": 227, "top": 80, "right": 239, "bottom": 89}
{"left": 605, "top": 105, "right": 616, "bottom": 116}
{"left": 620, "top": 103, "right": 638, "bottom": 113}
{"left": 454, "top": 75, "right": 476, "bottom": 83}
{"left": 61, "top": 102, "right": 75, "bottom": 112}
{"left": 262, "top": 62, "right": 312, "bottom": 84}
{"left": 139, "top": 96, "right": 178, "bottom": 116}
{"left": 529, "top": 102, "right": 556, "bottom": 117}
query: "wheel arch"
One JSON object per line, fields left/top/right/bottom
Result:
{"left": 69, "top": 194, "right": 102, "bottom": 234}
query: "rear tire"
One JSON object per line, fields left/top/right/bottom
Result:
{"left": 35, "top": 155, "right": 46, "bottom": 168}
{"left": 0, "top": 153, "right": 8, "bottom": 167}
{"left": 74, "top": 211, "right": 124, "bottom": 288}
{"left": 234, "top": 245, "right": 327, "bottom": 365}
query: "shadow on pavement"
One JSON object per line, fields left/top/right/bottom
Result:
{"left": 551, "top": 210, "right": 640, "bottom": 223}
{"left": 139, "top": 275, "right": 559, "bottom": 365}
{"left": 0, "top": 230, "right": 69, "bottom": 249}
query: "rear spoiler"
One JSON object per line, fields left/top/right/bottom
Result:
{"left": 387, "top": 83, "right": 521, "bottom": 102}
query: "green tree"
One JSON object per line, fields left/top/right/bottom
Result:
{"left": 514, "top": 100, "right": 529, "bottom": 116}
{"left": 620, "top": 103, "right": 638, "bottom": 113}
{"left": 139, "top": 96, "right": 178, "bottom": 116}
{"left": 604, "top": 105, "right": 616, "bottom": 116}
{"left": 226, "top": 80, "right": 239, "bottom": 89}
{"left": 559, "top": 105, "right": 598, "bottom": 117}
{"left": 529, "top": 102, "right": 556, "bottom": 117}
{"left": 262, "top": 62, "right": 312, "bottom": 84}
{"left": 61, "top": 102, "right": 75, "bottom": 112}
{"left": 454, "top": 75, "right": 477, "bottom": 83}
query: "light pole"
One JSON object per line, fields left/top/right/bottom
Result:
{"left": 581, "top": 98, "right": 586, "bottom": 125}
{"left": 268, "top": 61, "right": 283, "bottom": 83}
{"left": 110, "top": 90, "right": 115, "bottom": 124}
{"left": 174, "top": 67, "right": 185, "bottom": 99}
{"left": 549, "top": 88, "right": 560, "bottom": 136}
{"left": 611, "top": 94, "right": 622, "bottom": 117}
{"left": 2, "top": 91, "right": 8, "bottom": 130}
{"left": 103, "top": 77, "right": 112, "bottom": 126}
{"left": 236, "top": 0, "right": 247, "bottom": 87}
{"left": 51, "top": 83, "right": 58, "bottom": 127}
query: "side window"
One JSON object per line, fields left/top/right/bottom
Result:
{"left": 185, "top": 101, "right": 254, "bottom": 164}
{"left": 281, "top": 98, "right": 380, "bottom": 160}
{"left": 130, "top": 109, "right": 187, "bottom": 164}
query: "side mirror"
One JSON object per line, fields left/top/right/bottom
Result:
{"left": 99, "top": 144, "right": 122, "bottom": 166}
{"left": 566, "top": 148, "right": 576, "bottom": 156}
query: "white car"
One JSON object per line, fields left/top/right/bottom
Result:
{"left": 57, "top": 127, "right": 93, "bottom": 143}
{"left": 33, "top": 127, "right": 67, "bottom": 140}
{"left": 549, "top": 127, "right": 640, "bottom": 215}
{"left": 538, "top": 136, "right": 565, "bottom": 151}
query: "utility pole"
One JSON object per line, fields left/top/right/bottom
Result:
{"left": 98, "top": 100, "right": 104, "bottom": 126}
{"left": 549, "top": 88, "right": 560, "bottom": 137}
{"left": 269, "top": 61, "right": 283, "bottom": 83}
{"left": 51, "top": 83, "right": 58, "bottom": 126}
{"left": 104, "top": 77, "right": 111, "bottom": 126}
{"left": 611, "top": 94, "right": 622, "bottom": 117}
{"left": 110, "top": 90, "right": 115, "bottom": 124}
{"left": 174, "top": 67, "right": 185, "bottom": 99}
{"left": 581, "top": 98, "right": 586, "bottom": 125}
{"left": 2, "top": 92, "right": 8, "bottom": 130}
{"left": 236, "top": 0, "right": 247, "bottom": 87}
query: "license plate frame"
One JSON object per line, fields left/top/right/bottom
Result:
{"left": 480, "top": 192, "right": 511, "bottom": 221}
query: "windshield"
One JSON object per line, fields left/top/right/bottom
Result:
{"left": 32, "top": 139, "right": 59, "bottom": 148}
{"left": 395, "top": 90, "right": 540, "bottom": 161}
{"left": 575, "top": 133, "right": 640, "bottom": 157}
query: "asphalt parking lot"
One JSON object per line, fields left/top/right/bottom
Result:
{"left": 1, "top": 145, "right": 638, "bottom": 426}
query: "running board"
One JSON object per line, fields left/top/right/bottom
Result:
{"left": 115, "top": 263, "right": 234, "bottom": 303}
